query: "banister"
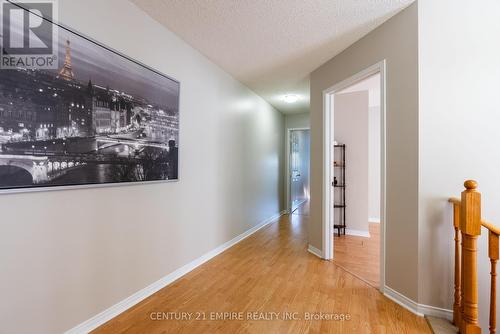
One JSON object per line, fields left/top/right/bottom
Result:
{"left": 448, "top": 197, "right": 500, "bottom": 236}
{"left": 482, "top": 220, "right": 500, "bottom": 236}
{"left": 449, "top": 197, "right": 500, "bottom": 235}
{"left": 450, "top": 180, "right": 499, "bottom": 334}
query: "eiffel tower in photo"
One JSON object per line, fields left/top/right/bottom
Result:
{"left": 58, "top": 39, "right": 75, "bottom": 81}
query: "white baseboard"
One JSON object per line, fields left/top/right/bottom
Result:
{"left": 383, "top": 286, "right": 452, "bottom": 320}
{"left": 291, "top": 198, "right": 308, "bottom": 212}
{"left": 383, "top": 286, "right": 423, "bottom": 316}
{"left": 307, "top": 244, "right": 323, "bottom": 258}
{"left": 417, "top": 303, "right": 453, "bottom": 320}
{"left": 345, "top": 228, "right": 370, "bottom": 238}
{"left": 369, "top": 217, "right": 381, "bottom": 224}
{"left": 64, "top": 210, "right": 286, "bottom": 334}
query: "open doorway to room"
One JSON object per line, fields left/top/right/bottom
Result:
{"left": 287, "top": 128, "right": 310, "bottom": 215}
{"left": 322, "top": 62, "right": 386, "bottom": 290}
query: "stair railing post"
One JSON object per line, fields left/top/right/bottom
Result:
{"left": 460, "top": 180, "right": 482, "bottom": 334}
{"left": 488, "top": 231, "right": 498, "bottom": 334}
{"left": 453, "top": 201, "right": 462, "bottom": 327}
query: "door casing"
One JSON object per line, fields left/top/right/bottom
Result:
{"left": 322, "top": 60, "right": 387, "bottom": 293}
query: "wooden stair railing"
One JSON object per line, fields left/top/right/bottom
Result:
{"left": 449, "top": 180, "right": 499, "bottom": 334}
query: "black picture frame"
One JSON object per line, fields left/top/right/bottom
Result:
{"left": 0, "top": 3, "right": 180, "bottom": 193}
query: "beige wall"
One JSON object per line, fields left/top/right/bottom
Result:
{"left": 418, "top": 0, "right": 500, "bottom": 327}
{"left": 337, "top": 76, "right": 381, "bottom": 222}
{"left": 368, "top": 105, "right": 381, "bottom": 222}
{"left": 310, "top": 3, "right": 419, "bottom": 299}
{"left": 0, "top": 1, "right": 285, "bottom": 333}
{"left": 334, "top": 91, "right": 369, "bottom": 234}
{"left": 285, "top": 112, "right": 310, "bottom": 130}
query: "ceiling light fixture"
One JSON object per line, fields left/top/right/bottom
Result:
{"left": 283, "top": 94, "right": 299, "bottom": 104}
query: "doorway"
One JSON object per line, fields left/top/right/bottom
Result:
{"left": 287, "top": 128, "right": 310, "bottom": 213}
{"left": 322, "top": 61, "right": 386, "bottom": 291}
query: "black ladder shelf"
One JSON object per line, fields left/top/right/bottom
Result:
{"left": 333, "top": 144, "right": 346, "bottom": 236}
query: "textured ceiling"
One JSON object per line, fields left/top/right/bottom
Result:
{"left": 131, "top": 0, "right": 414, "bottom": 114}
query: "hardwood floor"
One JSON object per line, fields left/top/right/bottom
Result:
{"left": 293, "top": 200, "right": 310, "bottom": 216}
{"left": 333, "top": 223, "right": 380, "bottom": 288}
{"left": 94, "top": 204, "right": 429, "bottom": 333}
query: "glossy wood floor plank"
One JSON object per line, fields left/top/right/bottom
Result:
{"left": 333, "top": 223, "right": 380, "bottom": 288}
{"left": 94, "top": 203, "right": 429, "bottom": 334}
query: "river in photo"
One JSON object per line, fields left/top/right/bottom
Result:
{"left": 46, "top": 163, "right": 113, "bottom": 186}
{"left": 0, "top": 142, "right": 170, "bottom": 189}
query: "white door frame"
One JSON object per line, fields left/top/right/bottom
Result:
{"left": 286, "top": 127, "right": 310, "bottom": 213}
{"left": 322, "top": 60, "right": 387, "bottom": 291}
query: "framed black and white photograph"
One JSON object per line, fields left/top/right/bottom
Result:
{"left": 0, "top": 4, "right": 180, "bottom": 191}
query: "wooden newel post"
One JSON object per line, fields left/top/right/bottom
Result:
{"left": 461, "top": 180, "right": 482, "bottom": 334}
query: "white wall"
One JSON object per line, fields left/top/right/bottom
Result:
{"left": 418, "top": 0, "right": 500, "bottom": 328}
{"left": 0, "top": 1, "right": 285, "bottom": 333}
{"left": 334, "top": 91, "right": 369, "bottom": 233}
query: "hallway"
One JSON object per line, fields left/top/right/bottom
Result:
{"left": 95, "top": 203, "right": 429, "bottom": 333}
